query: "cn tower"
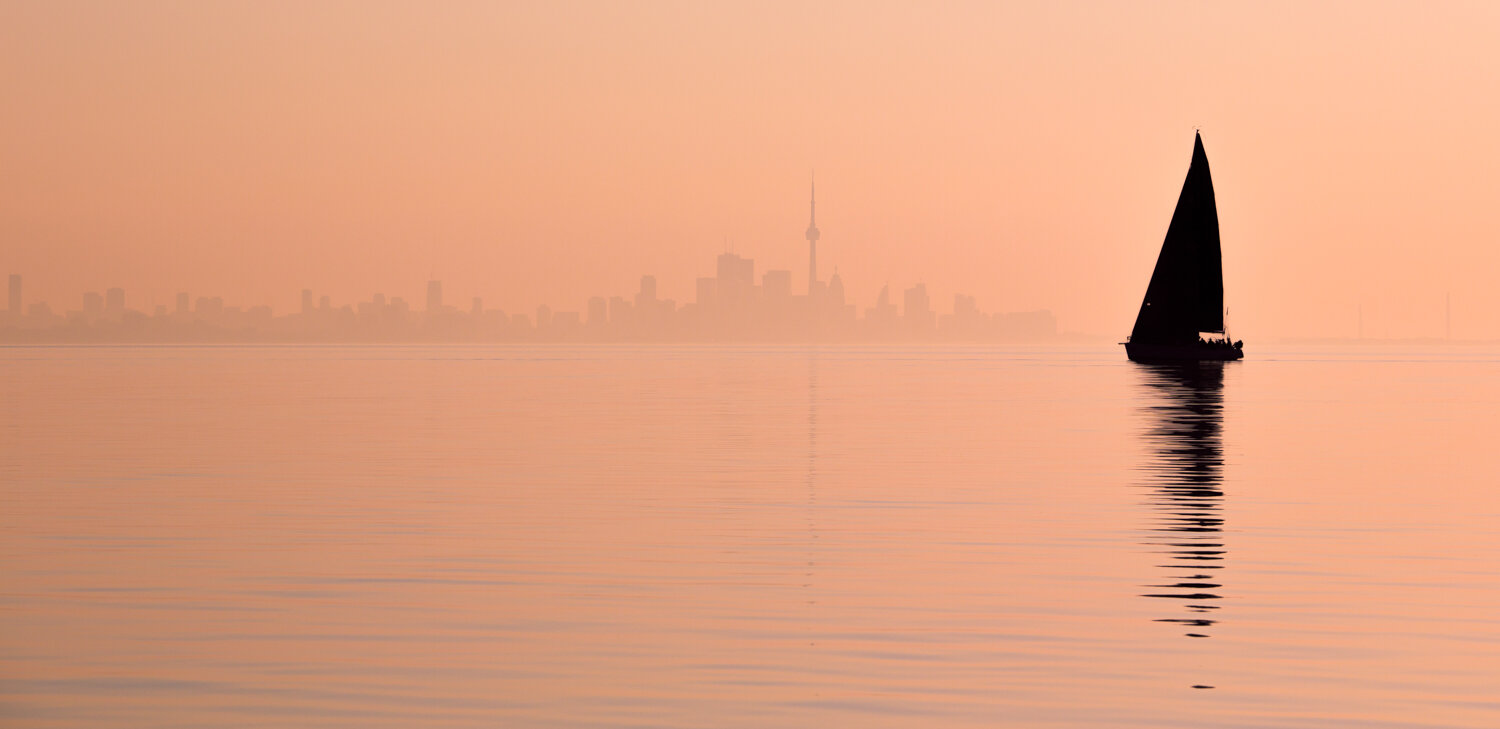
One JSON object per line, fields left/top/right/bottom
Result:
{"left": 806, "top": 176, "right": 820, "bottom": 297}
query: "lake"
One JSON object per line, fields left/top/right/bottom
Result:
{"left": 3, "top": 345, "right": 1499, "bottom": 727}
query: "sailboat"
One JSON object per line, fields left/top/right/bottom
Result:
{"left": 1124, "top": 132, "right": 1244, "bottom": 362}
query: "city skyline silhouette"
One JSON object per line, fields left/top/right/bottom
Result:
{"left": 0, "top": 182, "right": 1056, "bottom": 342}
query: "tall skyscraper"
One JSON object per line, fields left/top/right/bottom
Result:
{"left": 828, "top": 269, "right": 845, "bottom": 307}
{"left": 904, "top": 283, "right": 934, "bottom": 331}
{"left": 302, "top": 289, "right": 313, "bottom": 315}
{"left": 715, "top": 253, "right": 754, "bottom": 316}
{"left": 716, "top": 253, "right": 754, "bottom": 286}
{"left": 426, "top": 280, "right": 442, "bottom": 312}
{"left": 635, "top": 275, "right": 659, "bottom": 332}
{"left": 8, "top": 274, "right": 20, "bottom": 316}
{"left": 587, "top": 296, "right": 608, "bottom": 326}
{"left": 805, "top": 177, "right": 820, "bottom": 296}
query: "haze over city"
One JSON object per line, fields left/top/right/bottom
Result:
{"left": 5, "top": 1, "right": 1500, "bottom": 340}
{"left": 13, "top": 4, "right": 1500, "bottom": 729}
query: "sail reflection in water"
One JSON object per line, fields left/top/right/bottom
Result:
{"left": 1136, "top": 362, "right": 1229, "bottom": 645}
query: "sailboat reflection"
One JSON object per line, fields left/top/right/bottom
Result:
{"left": 1135, "top": 362, "right": 1228, "bottom": 643}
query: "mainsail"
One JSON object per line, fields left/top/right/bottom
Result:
{"left": 1130, "top": 133, "right": 1225, "bottom": 345}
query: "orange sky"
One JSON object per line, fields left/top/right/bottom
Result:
{"left": 2, "top": 1, "right": 1499, "bottom": 339}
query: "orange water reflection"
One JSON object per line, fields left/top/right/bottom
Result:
{"left": 3, "top": 345, "right": 1500, "bottom": 727}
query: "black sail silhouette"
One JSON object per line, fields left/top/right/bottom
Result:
{"left": 1126, "top": 133, "right": 1241, "bottom": 361}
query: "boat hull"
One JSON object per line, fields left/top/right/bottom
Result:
{"left": 1125, "top": 342, "right": 1244, "bottom": 362}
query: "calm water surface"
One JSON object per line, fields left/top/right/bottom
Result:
{"left": 3, "top": 345, "right": 1499, "bottom": 727}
